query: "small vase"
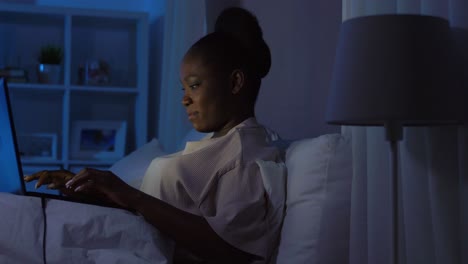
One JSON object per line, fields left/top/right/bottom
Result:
{"left": 37, "top": 63, "right": 61, "bottom": 84}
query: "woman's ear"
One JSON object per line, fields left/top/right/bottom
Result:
{"left": 230, "top": 69, "right": 245, "bottom": 94}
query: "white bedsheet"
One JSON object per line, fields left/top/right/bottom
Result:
{"left": 0, "top": 193, "right": 173, "bottom": 264}
{"left": 0, "top": 193, "right": 44, "bottom": 264}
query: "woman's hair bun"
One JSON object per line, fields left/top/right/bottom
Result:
{"left": 214, "top": 7, "right": 271, "bottom": 78}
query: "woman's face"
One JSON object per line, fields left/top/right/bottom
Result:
{"left": 179, "top": 53, "right": 235, "bottom": 133}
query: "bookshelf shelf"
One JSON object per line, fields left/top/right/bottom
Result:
{"left": 0, "top": 3, "right": 149, "bottom": 172}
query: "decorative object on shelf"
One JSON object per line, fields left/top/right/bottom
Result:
{"left": 18, "top": 133, "right": 58, "bottom": 161}
{"left": 78, "top": 59, "right": 110, "bottom": 86}
{"left": 37, "top": 44, "right": 63, "bottom": 84}
{"left": 71, "top": 120, "right": 127, "bottom": 160}
{"left": 0, "top": 67, "right": 29, "bottom": 83}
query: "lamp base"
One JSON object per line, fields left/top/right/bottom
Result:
{"left": 385, "top": 122, "right": 402, "bottom": 264}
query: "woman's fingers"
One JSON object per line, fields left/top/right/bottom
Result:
{"left": 24, "top": 170, "right": 75, "bottom": 189}
{"left": 64, "top": 168, "right": 130, "bottom": 208}
{"left": 23, "top": 174, "right": 39, "bottom": 182}
{"left": 48, "top": 174, "right": 70, "bottom": 189}
{"left": 65, "top": 168, "right": 103, "bottom": 194}
{"left": 65, "top": 168, "right": 93, "bottom": 190}
{"left": 35, "top": 171, "right": 50, "bottom": 189}
{"left": 60, "top": 167, "right": 134, "bottom": 209}
{"left": 24, "top": 170, "right": 49, "bottom": 182}
{"left": 74, "top": 180, "right": 95, "bottom": 192}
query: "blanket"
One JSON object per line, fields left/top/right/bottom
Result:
{"left": 0, "top": 193, "right": 173, "bottom": 264}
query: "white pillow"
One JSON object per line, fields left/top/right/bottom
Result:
{"left": 275, "top": 134, "right": 352, "bottom": 264}
{"left": 110, "top": 138, "right": 167, "bottom": 188}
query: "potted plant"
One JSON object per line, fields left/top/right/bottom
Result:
{"left": 37, "top": 44, "right": 63, "bottom": 84}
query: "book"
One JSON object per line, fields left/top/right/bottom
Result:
{"left": 0, "top": 68, "right": 29, "bottom": 83}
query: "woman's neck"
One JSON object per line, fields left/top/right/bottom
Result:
{"left": 212, "top": 112, "right": 254, "bottom": 138}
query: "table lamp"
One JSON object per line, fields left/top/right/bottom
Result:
{"left": 325, "top": 14, "right": 463, "bottom": 264}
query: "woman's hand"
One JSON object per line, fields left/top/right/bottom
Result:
{"left": 24, "top": 170, "right": 75, "bottom": 190}
{"left": 65, "top": 168, "right": 135, "bottom": 209}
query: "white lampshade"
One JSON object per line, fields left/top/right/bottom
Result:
{"left": 326, "top": 14, "right": 463, "bottom": 126}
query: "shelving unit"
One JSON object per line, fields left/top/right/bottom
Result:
{"left": 0, "top": 3, "right": 149, "bottom": 173}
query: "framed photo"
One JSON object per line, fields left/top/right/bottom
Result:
{"left": 18, "top": 133, "right": 58, "bottom": 161}
{"left": 71, "top": 120, "right": 127, "bottom": 160}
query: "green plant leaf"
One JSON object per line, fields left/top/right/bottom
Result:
{"left": 38, "top": 44, "right": 63, "bottom": 64}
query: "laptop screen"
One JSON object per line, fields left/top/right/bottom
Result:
{"left": 0, "top": 78, "right": 122, "bottom": 209}
{"left": 0, "top": 78, "right": 25, "bottom": 194}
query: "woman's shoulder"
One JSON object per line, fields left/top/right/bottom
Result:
{"left": 177, "top": 119, "right": 280, "bottom": 165}
{"left": 231, "top": 125, "right": 282, "bottom": 164}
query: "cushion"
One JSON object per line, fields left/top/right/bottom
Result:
{"left": 275, "top": 134, "right": 352, "bottom": 264}
{"left": 110, "top": 138, "right": 167, "bottom": 188}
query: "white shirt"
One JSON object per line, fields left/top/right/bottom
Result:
{"left": 140, "top": 118, "right": 282, "bottom": 262}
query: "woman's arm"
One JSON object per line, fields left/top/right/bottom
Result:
{"left": 64, "top": 168, "right": 261, "bottom": 263}
{"left": 127, "top": 187, "right": 261, "bottom": 263}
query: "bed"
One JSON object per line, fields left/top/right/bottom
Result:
{"left": 0, "top": 132, "right": 352, "bottom": 264}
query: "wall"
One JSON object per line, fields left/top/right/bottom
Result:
{"left": 205, "top": 0, "right": 241, "bottom": 32}
{"left": 241, "top": 0, "right": 342, "bottom": 140}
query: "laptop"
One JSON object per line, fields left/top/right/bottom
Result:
{"left": 0, "top": 78, "right": 124, "bottom": 209}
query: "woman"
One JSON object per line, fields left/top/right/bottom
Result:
{"left": 25, "top": 7, "right": 281, "bottom": 264}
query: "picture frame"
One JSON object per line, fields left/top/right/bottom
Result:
{"left": 71, "top": 120, "right": 127, "bottom": 160}
{"left": 18, "top": 133, "right": 58, "bottom": 161}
